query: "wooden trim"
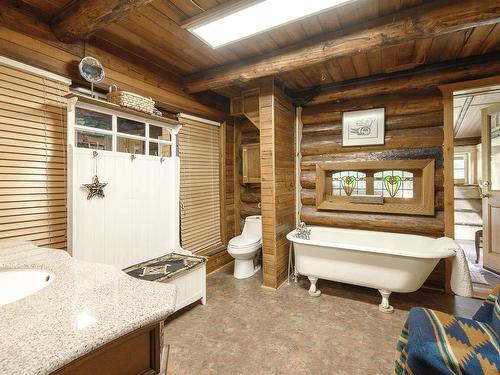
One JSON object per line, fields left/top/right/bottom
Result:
{"left": 234, "top": 122, "right": 242, "bottom": 233}
{"left": 0, "top": 55, "right": 71, "bottom": 85}
{"left": 454, "top": 137, "right": 481, "bottom": 146}
{"left": 315, "top": 160, "right": 435, "bottom": 216}
{"left": 439, "top": 75, "right": 500, "bottom": 96}
{"left": 178, "top": 113, "right": 220, "bottom": 127}
{"left": 181, "top": 0, "right": 261, "bottom": 29}
{"left": 481, "top": 103, "right": 500, "bottom": 275}
{"left": 220, "top": 121, "right": 227, "bottom": 245}
{"left": 439, "top": 74, "right": 500, "bottom": 293}
{"left": 68, "top": 94, "right": 182, "bottom": 129}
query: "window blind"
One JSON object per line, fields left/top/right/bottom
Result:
{"left": 0, "top": 60, "right": 69, "bottom": 249}
{"left": 178, "top": 115, "right": 222, "bottom": 255}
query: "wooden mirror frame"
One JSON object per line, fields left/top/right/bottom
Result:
{"left": 315, "top": 159, "right": 435, "bottom": 216}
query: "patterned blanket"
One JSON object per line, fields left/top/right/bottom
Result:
{"left": 395, "top": 285, "right": 500, "bottom": 374}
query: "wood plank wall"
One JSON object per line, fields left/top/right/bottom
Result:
{"left": 0, "top": 6, "right": 223, "bottom": 120}
{"left": 239, "top": 117, "right": 261, "bottom": 232}
{"left": 301, "top": 91, "right": 447, "bottom": 288}
{"left": 0, "top": 21, "right": 232, "bottom": 269}
{"left": 260, "top": 78, "right": 296, "bottom": 289}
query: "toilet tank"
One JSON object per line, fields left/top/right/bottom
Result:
{"left": 242, "top": 215, "right": 262, "bottom": 238}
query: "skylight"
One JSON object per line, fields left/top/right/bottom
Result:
{"left": 189, "top": 0, "right": 352, "bottom": 48}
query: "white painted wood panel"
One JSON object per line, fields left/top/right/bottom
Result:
{"left": 69, "top": 148, "right": 179, "bottom": 269}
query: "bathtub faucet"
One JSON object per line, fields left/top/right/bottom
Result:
{"left": 295, "top": 222, "right": 311, "bottom": 240}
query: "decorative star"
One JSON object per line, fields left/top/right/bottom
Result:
{"left": 82, "top": 175, "right": 107, "bottom": 200}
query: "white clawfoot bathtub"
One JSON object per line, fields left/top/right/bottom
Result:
{"left": 286, "top": 226, "right": 455, "bottom": 313}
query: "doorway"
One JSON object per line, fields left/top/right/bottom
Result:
{"left": 452, "top": 84, "right": 500, "bottom": 297}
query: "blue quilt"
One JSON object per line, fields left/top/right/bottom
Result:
{"left": 395, "top": 285, "right": 500, "bottom": 374}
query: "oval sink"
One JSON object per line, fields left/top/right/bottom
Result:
{"left": 0, "top": 268, "right": 54, "bottom": 306}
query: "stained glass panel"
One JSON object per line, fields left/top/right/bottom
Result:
{"left": 374, "top": 170, "right": 413, "bottom": 198}
{"left": 331, "top": 171, "right": 366, "bottom": 196}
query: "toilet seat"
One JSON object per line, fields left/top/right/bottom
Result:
{"left": 228, "top": 235, "right": 260, "bottom": 249}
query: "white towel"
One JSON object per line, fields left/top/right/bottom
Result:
{"left": 436, "top": 237, "right": 474, "bottom": 297}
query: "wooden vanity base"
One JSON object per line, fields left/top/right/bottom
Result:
{"left": 52, "top": 322, "right": 162, "bottom": 375}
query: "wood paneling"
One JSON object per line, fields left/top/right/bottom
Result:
{"left": 10, "top": 0, "right": 500, "bottom": 99}
{"left": 206, "top": 247, "right": 233, "bottom": 275}
{"left": 259, "top": 79, "right": 295, "bottom": 289}
{"left": 183, "top": 0, "right": 500, "bottom": 93}
{"left": 50, "top": 0, "right": 154, "bottom": 43}
{"left": 90, "top": 0, "right": 426, "bottom": 78}
{"left": 0, "top": 3, "right": 224, "bottom": 120}
{"left": 0, "top": 60, "right": 69, "bottom": 249}
{"left": 229, "top": 117, "right": 261, "bottom": 233}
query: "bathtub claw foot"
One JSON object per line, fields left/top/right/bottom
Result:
{"left": 308, "top": 277, "right": 321, "bottom": 297}
{"left": 378, "top": 290, "right": 394, "bottom": 314}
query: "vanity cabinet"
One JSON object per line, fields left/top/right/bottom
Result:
{"left": 242, "top": 143, "right": 260, "bottom": 184}
{"left": 52, "top": 323, "right": 162, "bottom": 375}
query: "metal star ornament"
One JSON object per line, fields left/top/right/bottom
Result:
{"left": 82, "top": 175, "right": 107, "bottom": 200}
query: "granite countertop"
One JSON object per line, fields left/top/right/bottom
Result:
{"left": 0, "top": 241, "right": 176, "bottom": 374}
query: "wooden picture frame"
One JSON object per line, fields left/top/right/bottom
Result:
{"left": 315, "top": 159, "right": 435, "bottom": 216}
{"left": 342, "top": 108, "right": 385, "bottom": 147}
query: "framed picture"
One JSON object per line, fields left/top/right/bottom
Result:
{"left": 342, "top": 108, "right": 385, "bottom": 147}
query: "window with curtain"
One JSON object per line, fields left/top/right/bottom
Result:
{"left": 178, "top": 115, "right": 222, "bottom": 256}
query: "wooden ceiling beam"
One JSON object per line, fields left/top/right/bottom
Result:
{"left": 51, "top": 0, "right": 154, "bottom": 43}
{"left": 296, "top": 53, "right": 500, "bottom": 105}
{"left": 183, "top": 0, "right": 500, "bottom": 93}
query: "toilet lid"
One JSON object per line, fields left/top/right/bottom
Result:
{"left": 229, "top": 235, "right": 261, "bottom": 248}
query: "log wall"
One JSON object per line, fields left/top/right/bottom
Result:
{"left": 301, "top": 91, "right": 446, "bottom": 288}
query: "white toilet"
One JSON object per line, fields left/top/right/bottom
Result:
{"left": 227, "top": 215, "right": 262, "bottom": 279}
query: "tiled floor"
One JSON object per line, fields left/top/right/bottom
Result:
{"left": 164, "top": 263, "right": 481, "bottom": 375}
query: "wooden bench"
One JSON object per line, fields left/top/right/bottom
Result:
{"left": 124, "top": 252, "right": 207, "bottom": 311}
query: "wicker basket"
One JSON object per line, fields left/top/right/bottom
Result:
{"left": 106, "top": 85, "right": 155, "bottom": 114}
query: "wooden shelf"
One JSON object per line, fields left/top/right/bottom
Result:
{"left": 66, "top": 93, "right": 182, "bottom": 129}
